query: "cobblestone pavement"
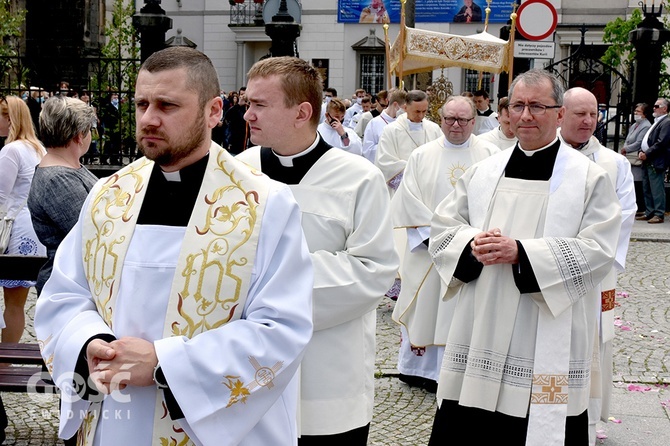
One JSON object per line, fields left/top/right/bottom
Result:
{"left": 1, "top": 234, "right": 669, "bottom": 444}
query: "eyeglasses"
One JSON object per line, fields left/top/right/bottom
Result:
{"left": 443, "top": 116, "right": 474, "bottom": 126}
{"left": 509, "top": 103, "right": 562, "bottom": 115}
{"left": 654, "top": 104, "right": 664, "bottom": 109}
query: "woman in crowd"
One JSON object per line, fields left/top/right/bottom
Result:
{"left": 0, "top": 95, "right": 46, "bottom": 342}
{"left": 27, "top": 95, "right": 98, "bottom": 295}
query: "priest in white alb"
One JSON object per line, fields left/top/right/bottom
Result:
{"left": 34, "top": 47, "right": 313, "bottom": 446}
{"left": 427, "top": 70, "right": 622, "bottom": 446}
{"left": 238, "top": 57, "right": 398, "bottom": 445}
{"left": 558, "top": 87, "right": 636, "bottom": 445}
{"left": 375, "top": 90, "right": 442, "bottom": 195}
{"left": 362, "top": 89, "right": 407, "bottom": 163}
{"left": 391, "top": 95, "right": 498, "bottom": 393}
{"left": 316, "top": 98, "right": 363, "bottom": 156}
{"left": 478, "top": 96, "right": 518, "bottom": 150}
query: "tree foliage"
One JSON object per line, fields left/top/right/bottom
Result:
{"left": 98, "top": 0, "right": 140, "bottom": 93}
{"left": 0, "top": 0, "right": 26, "bottom": 57}
{"left": 93, "top": 0, "right": 140, "bottom": 153}
{"left": 601, "top": 9, "right": 643, "bottom": 70}
{"left": 601, "top": 8, "right": 670, "bottom": 96}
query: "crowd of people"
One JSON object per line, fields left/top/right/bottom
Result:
{"left": 0, "top": 46, "right": 660, "bottom": 445}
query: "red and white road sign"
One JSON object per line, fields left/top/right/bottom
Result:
{"left": 516, "top": 0, "right": 559, "bottom": 41}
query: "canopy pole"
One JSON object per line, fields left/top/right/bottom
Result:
{"left": 477, "top": 0, "right": 493, "bottom": 90}
{"left": 508, "top": 4, "right": 519, "bottom": 91}
{"left": 383, "top": 21, "right": 392, "bottom": 90}
{"left": 398, "top": 0, "right": 407, "bottom": 89}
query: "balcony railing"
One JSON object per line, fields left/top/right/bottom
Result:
{"left": 229, "top": 0, "right": 265, "bottom": 26}
{"left": 229, "top": 0, "right": 302, "bottom": 27}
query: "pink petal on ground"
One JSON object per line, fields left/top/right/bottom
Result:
{"left": 627, "top": 384, "right": 653, "bottom": 392}
{"left": 661, "top": 400, "right": 670, "bottom": 409}
{"left": 596, "top": 429, "right": 608, "bottom": 439}
{"left": 608, "top": 416, "right": 622, "bottom": 424}
{"left": 620, "top": 325, "right": 631, "bottom": 331}
{"left": 614, "top": 319, "right": 623, "bottom": 327}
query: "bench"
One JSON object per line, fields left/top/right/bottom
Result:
{"left": 0, "top": 343, "right": 55, "bottom": 393}
{"left": 0, "top": 255, "right": 56, "bottom": 393}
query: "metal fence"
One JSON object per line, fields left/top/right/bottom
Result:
{"left": 0, "top": 54, "right": 141, "bottom": 167}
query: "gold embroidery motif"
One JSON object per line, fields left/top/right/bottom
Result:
{"left": 76, "top": 406, "right": 98, "bottom": 446}
{"left": 248, "top": 356, "right": 283, "bottom": 391}
{"left": 84, "top": 159, "right": 152, "bottom": 327}
{"left": 171, "top": 151, "right": 261, "bottom": 339}
{"left": 38, "top": 335, "right": 54, "bottom": 374}
{"left": 531, "top": 374, "right": 569, "bottom": 404}
{"left": 389, "top": 27, "right": 508, "bottom": 76}
{"left": 601, "top": 289, "right": 616, "bottom": 312}
{"left": 158, "top": 423, "right": 192, "bottom": 446}
{"left": 223, "top": 356, "right": 284, "bottom": 407}
{"left": 223, "top": 375, "right": 251, "bottom": 407}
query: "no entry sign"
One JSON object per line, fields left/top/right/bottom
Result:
{"left": 516, "top": 0, "right": 558, "bottom": 41}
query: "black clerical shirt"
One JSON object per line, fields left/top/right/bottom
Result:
{"left": 452, "top": 140, "right": 561, "bottom": 292}
{"left": 136, "top": 153, "right": 209, "bottom": 226}
{"left": 259, "top": 137, "right": 333, "bottom": 185}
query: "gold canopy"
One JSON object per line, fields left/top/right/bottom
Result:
{"left": 388, "top": 26, "right": 510, "bottom": 76}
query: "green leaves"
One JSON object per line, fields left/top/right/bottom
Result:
{"left": 601, "top": 9, "right": 670, "bottom": 96}
{"left": 0, "top": 0, "right": 27, "bottom": 58}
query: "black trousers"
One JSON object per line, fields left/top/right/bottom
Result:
{"left": 428, "top": 399, "right": 588, "bottom": 445}
{"left": 299, "top": 423, "right": 370, "bottom": 446}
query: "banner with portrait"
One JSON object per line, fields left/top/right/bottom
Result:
{"left": 338, "top": 0, "right": 515, "bottom": 24}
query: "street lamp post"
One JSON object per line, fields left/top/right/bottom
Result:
{"left": 264, "top": 0, "right": 301, "bottom": 57}
{"left": 629, "top": 1, "right": 670, "bottom": 107}
{"left": 132, "top": 0, "right": 173, "bottom": 62}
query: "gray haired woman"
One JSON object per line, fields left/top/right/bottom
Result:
{"left": 27, "top": 95, "right": 99, "bottom": 295}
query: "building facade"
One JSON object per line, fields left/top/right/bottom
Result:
{"left": 151, "top": 0, "right": 641, "bottom": 100}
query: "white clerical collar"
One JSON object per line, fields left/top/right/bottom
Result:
{"left": 443, "top": 135, "right": 471, "bottom": 149}
{"left": 518, "top": 137, "right": 558, "bottom": 156}
{"left": 381, "top": 110, "right": 396, "bottom": 123}
{"left": 162, "top": 170, "right": 181, "bottom": 182}
{"left": 408, "top": 120, "right": 424, "bottom": 131}
{"left": 654, "top": 114, "right": 667, "bottom": 123}
{"left": 273, "top": 134, "right": 320, "bottom": 167}
{"left": 161, "top": 152, "right": 211, "bottom": 182}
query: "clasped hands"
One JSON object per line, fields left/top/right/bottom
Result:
{"left": 86, "top": 337, "right": 158, "bottom": 394}
{"left": 470, "top": 228, "right": 519, "bottom": 266}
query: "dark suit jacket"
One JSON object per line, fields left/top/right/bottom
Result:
{"left": 644, "top": 115, "right": 670, "bottom": 170}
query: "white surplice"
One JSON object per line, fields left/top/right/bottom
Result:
{"left": 561, "top": 134, "right": 636, "bottom": 441}
{"left": 35, "top": 164, "right": 313, "bottom": 446}
{"left": 391, "top": 135, "right": 499, "bottom": 381}
{"left": 429, "top": 143, "right": 621, "bottom": 444}
{"left": 375, "top": 114, "right": 442, "bottom": 195}
{"left": 362, "top": 111, "right": 396, "bottom": 163}
{"left": 238, "top": 145, "right": 398, "bottom": 436}
{"left": 477, "top": 126, "right": 518, "bottom": 151}
{"left": 317, "top": 121, "right": 363, "bottom": 156}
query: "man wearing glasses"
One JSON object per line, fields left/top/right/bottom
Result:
{"left": 428, "top": 69, "right": 621, "bottom": 445}
{"left": 390, "top": 95, "right": 498, "bottom": 393}
{"left": 636, "top": 98, "right": 670, "bottom": 224}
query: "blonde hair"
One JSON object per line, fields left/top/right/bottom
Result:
{"left": 1, "top": 96, "right": 43, "bottom": 157}
{"left": 247, "top": 57, "right": 323, "bottom": 127}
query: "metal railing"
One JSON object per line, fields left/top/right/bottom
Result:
{"left": 229, "top": 0, "right": 266, "bottom": 26}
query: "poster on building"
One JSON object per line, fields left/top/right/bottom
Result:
{"left": 338, "top": 0, "right": 515, "bottom": 24}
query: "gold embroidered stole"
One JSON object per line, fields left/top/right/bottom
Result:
{"left": 79, "top": 144, "right": 269, "bottom": 446}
